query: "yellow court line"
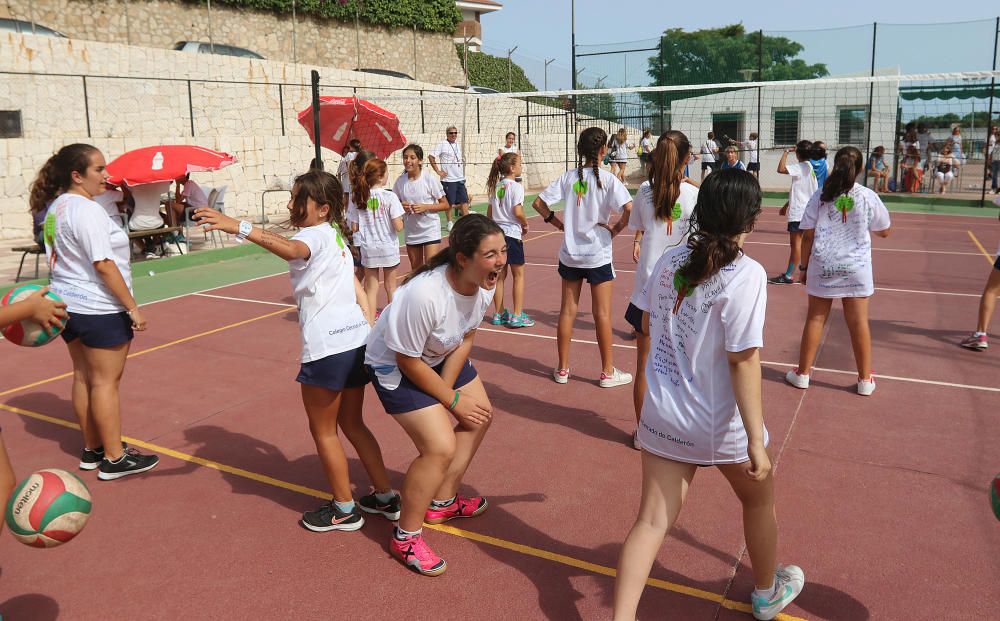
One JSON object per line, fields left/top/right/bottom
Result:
{"left": 0, "top": 307, "right": 294, "bottom": 399}
{"left": 966, "top": 230, "right": 995, "bottom": 266}
{"left": 0, "top": 401, "right": 804, "bottom": 621}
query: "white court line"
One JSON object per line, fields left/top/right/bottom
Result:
{"left": 741, "top": 240, "right": 983, "bottom": 256}
{"left": 476, "top": 326, "right": 1000, "bottom": 393}
{"left": 194, "top": 293, "right": 295, "bottom": 308}
{"left": 140, "top": 270, "right": 288, "bottom": 308}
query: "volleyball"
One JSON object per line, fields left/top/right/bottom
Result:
{"left": 4, "top": 469, "right": 93, "bottom": 548}
{"left": 0, "top": 284, "right": 67, "bottom": 347}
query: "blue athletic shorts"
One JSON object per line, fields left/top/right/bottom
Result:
{"left": 557, "top": 261, "right": 615, "bottom": 284}
{"left": 505, "top": 236, "right": 525, "bottom": 266}
{"left": 624, "top": 302, "right": 645, "bottom": 334}
{"left": 442, "top": 181, "right": 469, "bottom": 207}
{"left": 61, "top": 311, "right": 133, "bottom": 348}
{"left": 787, "top": 221, "right": 802, "bottom": 233}
{"left": 994, "top": 255, "right": 1000, "bottom": 271}
{"left": 367, "top": 359, "right": 478, "bottom": 415}
{"left": 296, "top": 345, "right": 369, "bottom": 391}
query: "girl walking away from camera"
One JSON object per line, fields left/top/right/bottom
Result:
{"left": 770, "top": 140, "right": 818, "bottom": 285}
{"left": 393, "top": 144, "right": 448, "bottom": 272}
{"left": 486, "top": 152, "right": 532, "bottom": 328}
{"left": 30, "top": 144, "right": 159, "bottom": 480}
{"left": 365, "top": 214, "right": 505, "bottom": 576}
{"left": 626, "top": 130, "right": 697, "bottom": 449}
{"left": 337, "top": 139, "right": 363, "bottom": 204}
{"left": 353, "top": 158, "right": 405, "bottom": 315}
{"left": 196, "top": 170, "right": 399, "bottom": 531}
{"left": 345, "top": 150, "right": 376, "bottom": 282}
{"left": 533, "top": 127, "right": 634, "bottom": 387}
{"left": 613, "top": 169, "right": 804, "bottom": 621}
{"left": 785, "top": 147, "right": 891, "bottom": 396}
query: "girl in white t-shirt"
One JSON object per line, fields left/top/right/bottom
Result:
{"left": 533, "top": 127, "right": 634, "bottom": 387}
{"left": 497, "top": 132, "right": 523, "bottom": 183}
{"left": 743, "top": 132, "right": 760, "bottom": 177}
{"left": 365, "top": 214, "right": 505, "bottom": 576}
{"left": 785, "top": 147, "right": 891, "bottom": 397}
{"left": 486, "top": 152, "right": 532, "bottom": 328}
{"left": 336, "top": 139, "right": 362, "bottom": 203}
{"left": 614, "top": 169, "right": 804, "bottom": 621}
{"left": 608, "top": 128, "right": 635, "bottom": 183}
{"left": 196, "top": 169, "right": 399, "bottom": 531}
{"left": 638, "top": 128, "right": 654, "bottom": 171}
{"left": 352, "top": 158, "right": 405, "bottom": 315}
{"left": 393, "top": 144, "right": 448, "bottom": 271}
{"left": 345, "top": 150, "right": 376, "bottom": 282}
{"left": 700, "top": 131, "right": 719, "bottom": 181}
{"left": 29, "top": 143, "right": 159, "bottom": 480}
{"left": 626, "top": 130, "right": 697, "bottom": 450}
{"left": 770, "top": 140, "right": 818, "bottom": 285}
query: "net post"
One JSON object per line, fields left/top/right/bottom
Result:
{"left": 311, "top": 70, "right": 322, "bottom": 171}
{"left": 757, "top": 29, "right": 763, "bottom": 156}
{"left": 981, "top": 16, "right": 999, "bottom": 207}
{"left": 863, "top": 22, "right": 877, "bottom": 187}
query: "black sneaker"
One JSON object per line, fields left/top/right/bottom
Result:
{"left": 97, "top": 447, "right": 159, "bottom": 480}
{"left": 79, "top": 441, "right": 128, "bottom": 471}
{"left": 768, "top": 274, "right": 795, "bottom": 285}
{"left": 359, "top": 490, "right": 401, "bottom": 521}
{"left": 301, "top": 501, "right": 365, "bottom": 532}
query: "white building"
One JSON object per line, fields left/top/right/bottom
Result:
{"left": 454, "top": 0, "right": 502, "bottom": 52}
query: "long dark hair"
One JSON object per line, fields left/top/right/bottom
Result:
{"left": 577, "top": 127, "right": 607, "bottom": 191}
{"left": 820, "top": 146, "right": 863, "bottom": 202}
{"left": 649, "top": 130, "right": 691, "bottom": 222}
{"left": 487, "top": 152, "right": 519, "bottom": 196}
{"left": 794, "top": 139, "right": 813, "bottom": 161}
{"left": 29, "top": 143, "right": 100, "bottom": 214}
{"left": 348, "top": 149, "right": 376, "bottom": 201}
{"left": 402, "top": 214, "right": 503, "bottom": 284}
{"left": 677, "top": 169, "right": 761, "bottom": 287}
{"left": 288, "top": 170, "right": 351, "bottom": 244}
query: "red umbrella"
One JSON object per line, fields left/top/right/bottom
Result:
{"left": 297, "top": 96, "right": 406, "bottom": 160}
{"left": 106, "top": 145, "right": 237, "bottom": 186}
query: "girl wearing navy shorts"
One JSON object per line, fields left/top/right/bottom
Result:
{"left": 785, "top": 147, "right": 891, "bottom": 396}
{"left": 486, "top": 152, "right": 533, "bottom": 328}
{"left": 29, "top": 144, "right": 159, "bottom": 480}
{"left": 345, "top": 150, "right": 376, "bottom": 282}
{"left": 196, "top": 170, "right": 399, "bottom": 531}
{"left": 626, "top": 131, "right": 697, "bottom": 449}
{"left": 613, "top": 169, "right": 804, "bottom": 621}
{"left": 532, "top": 127, "right": 633, "bottom": 387}
{"left": 353, "top": 158, "right": 405, "bottom": 314}
{"left": 393, "top": 144, "right": 448, "bottom": 271}
{"left": 365, "top": 214, "right": 504, "bottom": 576}
{"left": 769, "top": 140, "right": 818, "bottom": 285}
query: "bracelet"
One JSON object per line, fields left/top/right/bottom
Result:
{"left": 448, "top": 391, "right": 461, "bottom": 411}
{"left": 543, "top": 212, "right": 555, "bottom": 223}
{"left": 126, "top": 308, "right": 138, "bottom": 315}
{"left": 798, "top": 264, "right": 808, "bottom": 271}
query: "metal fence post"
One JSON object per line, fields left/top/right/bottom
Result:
{"left": 278, "top": 83, "right": 286, "bottom": 136}
{"left": 981, "top": 16, "right": 999, "bottom": 207}
{"left": 757, "top": 30, "right": 763, "bottom": 149}
{"left": 526, "top": 98, "right": 530, "bottom": 134}
{"left": 476, "top": 98, "right": 481, "bottom": 133}
{"left": 863, "top": 22, "right": 877, "bottom": 186}
{"left": 311, "top": 70, "right": 322, "bottom": 170}
{"left": 81, "top": 76, "right": 92, "bottom": 138}
{"left": 419, "top": 89, "right": 426, "bottom": 134}
{"left": 187, "top": 80, "right": 196, "bottom": 137}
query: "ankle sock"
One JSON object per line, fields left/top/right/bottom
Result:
{"left": 431, "top": 496, "right": 456, "bottom": 509}
{"left": 394, "top": 526, "right": 421, "bottom": 540}
{"left": 974, "top": 331, "right": 987, "bottom": 337}
{"left": 784, "top": 262, "right": 795, "bottom": 278}
{"left": 374, "top": 490, "right": 396, "bottom": 504}
{"left": 334, "top": 499, "right": 355, "bottom": 513}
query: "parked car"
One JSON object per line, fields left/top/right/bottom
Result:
{"left": 173, "top": 41, "right": 264, "bottom": 60}
{"left": 355, "top": 68, "right": 414, "bottom": 81}
{"left": 452, "top": 85, "right": 500, "bottom": 94}
{"left": 0, "top": 18, "right": 65, "bottom": 37}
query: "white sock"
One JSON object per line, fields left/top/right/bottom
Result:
{"left": 394, "top": 526, "right": 421, "bottom": 540}
{"left": 974, "top": 331, "right": 987, "bottom": 337}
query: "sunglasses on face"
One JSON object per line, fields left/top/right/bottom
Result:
{"left": 448, "top": 132, "right": 458, "bottom": 135}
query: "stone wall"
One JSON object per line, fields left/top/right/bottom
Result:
{"left": 1, "top": 0, "right": 466, "bottom": 86}
{"left": 1, "top": 34, "right": 644, "bottom": 240}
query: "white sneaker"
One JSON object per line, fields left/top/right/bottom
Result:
{"left": 751, "top": 565, "right": 805, "bottom": 620}
{"left": 552, "top": 368, "right": 570, "bottom": 384}
{"left": 447, "top": 220, "right": 454, "bottom": 232}
{"left": 857, "top": 375, "right": 876, "bottom": 396}
{"left": 144, "top": 252, "right": 162, "bottom": 260}
{"left": 784, "top": 369, "right": 810, "bottom": 389}
{"left": 632, "top": 430, "right": 641, "bottom": 450}
{"left": 599, "top": 367, "right": 633, "bottom": 388}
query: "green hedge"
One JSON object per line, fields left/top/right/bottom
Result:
{"left": 179, "top": 0, "right": 461, "bottom": 34}
{"left": 456, "top": 45, "right": 536, "bottom": 92}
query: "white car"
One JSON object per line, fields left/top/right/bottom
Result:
{"left": 173, "top": 41, "right": 264, "bottom": 60}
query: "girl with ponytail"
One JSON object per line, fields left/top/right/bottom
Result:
{"left": 532, "top": 126, "right": 634, "bottom": 388}
{"left": 624, "top": 130, "right": 697, "bottom": 449}
{"left": 197, "top": 170, "right": 398, "bottom": 532}
{"left": 345, "top": 150, "right": 376, "bottom": 281}
{"left": 769, "top": 140, "right": 819, "bottom": 285}
{"left": 31, "top": 144, "right": 159, "bottom": 480}
{"left": 351, "top": 158, "right": 405, "bottom": 315}
{"left": 485, "top": 152, "right": 532, "bottom": 328}
{"left": 785, "top": 146, "right": 891, "bottom": 396}
{"left": 365, "top": 214, "right": 506, "bottom": 576}
{"left": 614, "top": 169, "right": 805, "bottom": 621}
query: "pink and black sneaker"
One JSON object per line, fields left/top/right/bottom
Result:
{"left": 423, "top": 495, "right": 488, "bottom": 525}
{"left": 389, "top": 532, "right": 447, "bottom": 576}
{"left": 959, "top": 333, "right": 988, "bottom": 351}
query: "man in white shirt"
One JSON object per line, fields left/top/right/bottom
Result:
{"left": 429, "top": 126, "right": 469, "bottom": 232}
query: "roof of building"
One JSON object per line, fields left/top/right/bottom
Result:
{"left": 457, "top": 0, "right": 503, "bottom": 11}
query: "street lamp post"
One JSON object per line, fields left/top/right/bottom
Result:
{"left": 544, "top": 58, "right": 555, "bottom": 92}
{"left": 507, "top": 46, "right": 519, "bottom": 92}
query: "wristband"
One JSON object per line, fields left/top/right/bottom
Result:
{"left": 543, "top": 212, "right": 555, "bottom": 223}
{"left": 448, "top": 391, "right": 461, "bottom": 411}
{"left": 236, "top": 220, "right": 253, "bottom": 240}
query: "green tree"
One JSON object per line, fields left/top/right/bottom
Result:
{"left": 577, "top": 79, "right": 617, "bottom": 121}
{"left": 456, "top": 46, "right": 536, "bottom": 92}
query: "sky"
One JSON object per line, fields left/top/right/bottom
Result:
{"left": 480, "top": 1, "right": 1000, "bottom": 91}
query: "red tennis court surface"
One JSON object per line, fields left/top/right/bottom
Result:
{"left": 1, "top": 209, "right": 998, "bottom": 620}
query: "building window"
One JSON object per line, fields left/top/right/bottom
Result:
{"left": 0, "top": 111, "right": 22, "bottom": 139}
{"left": 838, "top": 107, "right": 867, "bottom": 146}
{"left": 772, "top": 109, "right": 799, "bottom": 146}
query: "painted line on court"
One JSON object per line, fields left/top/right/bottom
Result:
{"left": 194, "top": 293, "right": 297, "bottom": 308}
{"left": 744, "top": 240, "right": 984, "bottom": 256}
{"left": 476, "top": 327, "right": 1000, "bottom": 393}
{"left": 0, "top": 307, "right": 294, "bottom": 399}
{"left": 966, "top": 230, "right": 996, "bottom": 266}
{"left": 0, "top": 401, "right": 804, "bottom": 621}
{"left": 140, "top": 270, "right": 289, "bottom": 307}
